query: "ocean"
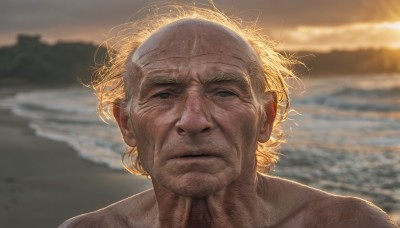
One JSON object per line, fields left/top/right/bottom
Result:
{"left": 1, "top": 74, "right": 399, "bottom": 222}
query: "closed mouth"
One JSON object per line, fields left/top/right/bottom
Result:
{"left": 179, "top": 154, "right": 213, "bottom": 158}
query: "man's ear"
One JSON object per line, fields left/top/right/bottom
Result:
{"left": 258, "top": 91, "right": 277, "bottom": 143}
{"left": 113, "top": 101, "right": 137, "bottom": 147}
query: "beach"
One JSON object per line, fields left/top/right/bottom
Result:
{"left": 0, "top": 75, "right": 399, "bottom": 226}
{"left": 0, "top": 108, "right": 151, "bottom": 228}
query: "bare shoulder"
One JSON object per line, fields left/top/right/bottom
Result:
{"left": 58, "top": 189, "right": 157, "bottom": 228}
{"left": 304, "top": 195, "right": 398, "bottom": 227}
{"left": 262, "top": 175, "right": 397, "bottom": 227}
{"left": 262, "top": 175, "right": 334, "bottom": 205}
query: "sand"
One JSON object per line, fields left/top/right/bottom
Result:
{"left": 1, "top": 90, "right": 398, "bottom": 226}
{"left": 0, "top": 108, "right": 151, "bottom": 227}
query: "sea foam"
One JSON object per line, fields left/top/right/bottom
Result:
{"left": 0, "top": 75, "right": 399, "bottom": 222}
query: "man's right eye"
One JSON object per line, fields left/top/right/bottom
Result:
{"left": 155, "top": 92, "right": 171, "bottom": 99}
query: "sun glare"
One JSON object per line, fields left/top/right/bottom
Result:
{"left": 378, "top": 21, "right": 400, "bottom": 30}
{"left": 272, "top": 21, "right": 400, "bottom": 51}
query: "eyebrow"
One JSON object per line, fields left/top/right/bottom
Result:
{"left": 203, "top": 72, "right": 251, "bottom": 91}
{"left": 139, "top": 75, "right": 183, "bottom": 94}
{"left": 139, "top": 71, "right": 251, "bottom": 95}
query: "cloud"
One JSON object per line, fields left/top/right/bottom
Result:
{"left": 2, "top": 0, "right": 399, "bottom": 31}
{"left": 1, "top": 0, "right": 400, "bottom": 49}
{"left": 271, "top": 22, "right": 400, "bottom": 51}
{"left": 0, "top": 0, "right": 150, "bottom": 31}
{"left": 222, "top": 0, "right": 400, "bottom": 28}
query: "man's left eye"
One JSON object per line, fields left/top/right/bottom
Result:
{"left": 216, "top": 91, "right": 235, "bottom": 97}
{"left": 156, "top": 92, "right": 171, "bottom": 99}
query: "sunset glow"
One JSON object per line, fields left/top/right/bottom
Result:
{"left": 380, "top": 21, "right": 400, "bottom": 30}
{"left": 272, "top": 21, "right": 400, "bottom": 51}
{"left": 1, "top": 0, "right": 400, "bottom": 52}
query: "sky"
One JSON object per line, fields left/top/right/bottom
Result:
{"left": 1, "top": 0, "right": 400, "bottom": 51}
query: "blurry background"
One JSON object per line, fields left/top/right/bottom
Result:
{"left": 0, "top": 0, "right": 399, "bottom": 226}
{"left": 2, "top": 0, "right": 400, "bottom": 50}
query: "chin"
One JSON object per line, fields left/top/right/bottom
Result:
{"left": 176, "top": 173, "right": 226, "bottom": 197}
{"left": 159, "top": 171, "right": 235, "bottom": 197}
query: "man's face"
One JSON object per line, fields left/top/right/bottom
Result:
{"left": 123, "top": 20, "right": 272, "bottom": 197}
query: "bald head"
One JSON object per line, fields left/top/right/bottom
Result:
{"left": 125, "top": 18, "right": 266, "bottom": 99}
{"left": 132, "top": 19, "right": 259, "bottom": 62}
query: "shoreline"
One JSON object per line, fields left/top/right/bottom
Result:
{"left": 0, "top": 108, "right": 151, "bottom": 227}
{"left": 1, "top": 85, "right": 398, "bottom": 226}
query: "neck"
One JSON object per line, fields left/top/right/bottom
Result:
{"left": 153, "top": 172, "right": 267, "bottom": 228}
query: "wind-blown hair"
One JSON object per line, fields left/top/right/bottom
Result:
{"left": 92, "top": 1, "right": 298, "bottom": 176}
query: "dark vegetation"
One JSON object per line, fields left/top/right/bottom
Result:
{"left": 0, "top": 34, "right": 106, "bottom": 86}
{"left": 0, "top": 34, "right": 399, "bottom": 86}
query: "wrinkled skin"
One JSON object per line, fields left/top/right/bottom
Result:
{"left": 125, "top": 19, "right": 273, "bottom": 198}
{"left": 59, "top": 19, "right": 397, "bottom": 228}
{"left": 120, "top": 19, "right": 276, "bottom": 226}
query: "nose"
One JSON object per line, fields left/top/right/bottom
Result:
{"left": 175, "top": 92, "right": 212, "bottom": 136}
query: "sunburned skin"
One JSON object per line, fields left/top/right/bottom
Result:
{"left": 60, "top": 19, "right": 398, "bottom": 228}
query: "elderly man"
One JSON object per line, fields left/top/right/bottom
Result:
{"left": 60, "top": 3, "right": 397, "bottom": 228}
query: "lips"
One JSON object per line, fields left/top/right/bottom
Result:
{"left": 171, "top": 150, "right": 220, "bottom": 159}
{"left": 179, "top": 154, "right": 213, "bottom": 158}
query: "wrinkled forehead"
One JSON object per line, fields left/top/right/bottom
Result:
{"left": 131, "top": 19, "right": 259, "bottom": 66}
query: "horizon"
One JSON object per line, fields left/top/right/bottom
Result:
{"left": 1, "top": 0, "right": 400, "bottom": 52}
{"left": 4, "top": 33, "right": 400, "bottom": 54}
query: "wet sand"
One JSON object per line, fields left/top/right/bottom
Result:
{"left": 0, "top": 108, "right": 151, "bottom": 227}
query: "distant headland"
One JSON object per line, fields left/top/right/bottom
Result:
{"left": 0, "top": 34, "right": 399, "bottom": 86}
{"left": 0, "top": 34, "right": 105, "bottom": 86}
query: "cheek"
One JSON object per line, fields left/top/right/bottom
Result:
{"left": 131, "top": 107, "right": 177, "bottom": 169}
{"left": 132, "top": 118, "right": 154, "bottom": 170}
{"left": 213, "top": 103, "right": 260, "bottom": 157}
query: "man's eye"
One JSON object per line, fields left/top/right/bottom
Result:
{"left": 216, "top": 91, "right": 235, "bottom": 97}
{"left": 156, "top": 92, "right": 171, "bottom": 99}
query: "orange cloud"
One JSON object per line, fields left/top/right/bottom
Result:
{"left": 270, "top": 21, "right": 400, "bottom": 51}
